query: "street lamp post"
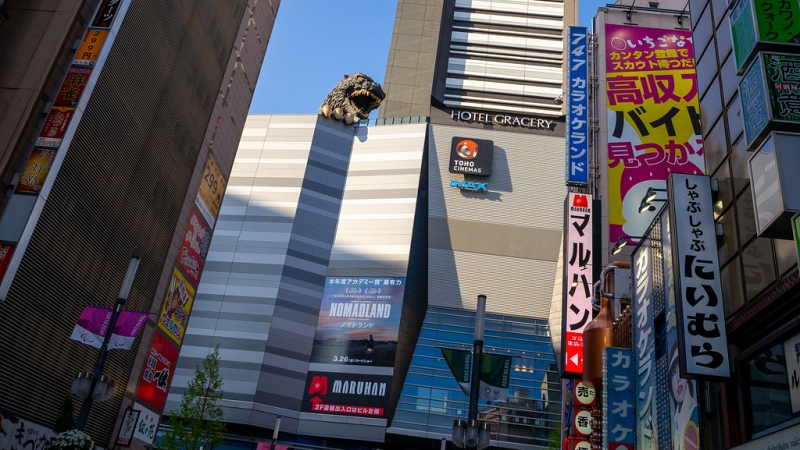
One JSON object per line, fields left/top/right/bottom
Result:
{"left": 452, "top": 295, "right": 491, "bottom": 450}
{"left": 75, "top": 256, "right": 140, "bottom": 431}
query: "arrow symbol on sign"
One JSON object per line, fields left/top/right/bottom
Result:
{"left": 570, "top": 353, "right": 579, "bottom": 366}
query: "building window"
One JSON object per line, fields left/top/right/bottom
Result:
{"left": 649, "top": 2, "right": 659, "bottom": 7}
{"left": 743, "top": 334, "right": 800, "bottom": 437}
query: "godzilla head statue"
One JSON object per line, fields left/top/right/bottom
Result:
{"left": 318, "top": 73, "right": 386, "bottom": 124}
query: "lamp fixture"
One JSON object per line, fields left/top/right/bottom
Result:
{"left": 611, "top": 235, "right": 643, "bottom": 255}
{"left": 643, "top": 187, "right": 666, "bottom": 203}
{"left": 638, "top": 197, "right": 667, "bottom": 214}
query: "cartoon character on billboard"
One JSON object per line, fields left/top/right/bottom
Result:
{"left": 669, "top": 346, "right": 699, "bottom": 450}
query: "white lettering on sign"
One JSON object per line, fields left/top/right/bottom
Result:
{"left": 450, "top": 109, "right": 554, "bottom": 130}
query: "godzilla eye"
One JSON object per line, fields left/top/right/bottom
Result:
{"left": 356, "top": 75, "right": 364, "bottom": 80}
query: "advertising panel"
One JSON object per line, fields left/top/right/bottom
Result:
{"left": 74, "top": 29, "right": 109, "bottom": 66}
{"left": 36, "top": 106, "right": 75, "bottom": 148}
{"left": 449, "top": 137, "right": 493, "bottom": 176}
{"left": 573, "top": 380, "right": 596, "bottom": 407}
{"left": 115, "top": 408, "right": 140, "bottom": 447}
{"left": 196, "top": 153, "right": 227, "bottom": 227}
{"left": 54, "top": 66, "right": 92, "bottom": 107}
{"left": 669, "top": 174, "right": 730, "bottom": 378}
{"left": 15, "top": 149, "right": 55, "bottom": 194}
{"left": 605, "top": 24, "right": 705, "bottom": 246}
{"left": 0, "top": 244, "right": 14, "bottom": 281}
{"left": 604, "top": 347, "right": 635, "bottom": 450}
{"left": 131, "top": 402, "right": 159, "bottom": 445}
{"left": 562, "top": 193, "right": 593, "bottom": 377}
{"left": 136, "top": 333, "right": 178, "bottom": 411}
{"left": 633, "top": 235, "right": 656, "bottom": 449}
{"left": 741, "top": 53, "right": 800, "bottom": 148}
{"left": 566, "top": 26, "right": 589, "bottom": 186}
{"left": 310, "top": 277, "right": 404, "bottom": 366}
{"left": 572, "top": 407, "right": 592, "bottom": 437}
{"left": 157, "top": 268, "right": 196, "bottom": 345}
{"left": 92, "top": 0, "right": 123, "bottom": 28}
{"left": 731, "top": 0, "right": 758, "bottom": 72}
{"left": 731, "top": 0, "right": 800, "bottom": 73}
{"left": 177, "top": 209, "right": 212, "bottom": 286}
{"left": 0, "top": 407, "right": 56, "bottom": 450}
{"left": 784, "top": 331, "right": 800, "bottom": 413}
{"left": 301, "top": 372, "right": 392, "bottom": 418}
{"left": 662, "top": 211, "right": 701, "bottom": 449}
{"left": 794, "top": 212, "right": 800, "bottom": 268}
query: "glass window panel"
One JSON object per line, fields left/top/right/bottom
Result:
{"left": 742, "top": 238, "right": 776, "bottom": 302}
{"left": 721, "top": 258, "right": 745, "bottom": 316}
{"left": 774, "top": 238, "right": 797, "bottom": 277}
{"left": 745, "top": 343, "right": 793, "bottom": 435}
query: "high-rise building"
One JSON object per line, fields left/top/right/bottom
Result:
{"left": 167, "top": 1, "right": 575, "bottom": 449}
{"left": 0, "top": 0, "right": 278, "bottom": 447}
{"left": 683, "top": 0, "right": 800, "bottom": 445}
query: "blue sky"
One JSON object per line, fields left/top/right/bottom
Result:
{"left": 249, "top": 0, "right": 605, "bottom": 116}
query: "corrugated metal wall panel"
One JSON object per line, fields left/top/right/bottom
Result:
{"left": 428, "top": 248, "right": 556, "bottom": 318}
{"left": 329, "top": 124, "right": 427, "bottom": 276}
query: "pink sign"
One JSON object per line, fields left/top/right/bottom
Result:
{"left": 177, "top": 208, "right": 211, "bottom": 285}
{"left": 605, "top": 24, "right": 705, "bottom": 244}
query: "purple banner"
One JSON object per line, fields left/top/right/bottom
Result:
{"left": 70, "top": 306, "right": 147, "bottom": 350}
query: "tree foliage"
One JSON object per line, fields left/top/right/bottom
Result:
{"left": 547, "top": 424, "right": 562, "bottom": 450}
{"left": 159, "top": 346, "right": 225, "bottom": 450}
{"left": 53, "top": 396, "right": 76, "bottom": 434}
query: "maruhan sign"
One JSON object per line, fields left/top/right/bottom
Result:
{"left": 450, "top": 109, "right": 555, "bottom": 130}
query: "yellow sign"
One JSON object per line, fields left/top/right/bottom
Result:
{"left": 196, "top": 153, "right": 227, "bottom": 227}
{"left": 75, "top": 30, "right": 109, "bottom": 64}
{"left": 158, "top": 268, "right": 196, "bottom": 345}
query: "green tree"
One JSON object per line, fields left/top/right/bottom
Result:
{"left": 53, "top": 395, "right": 76, "bottom": 433}
{"left": 159, "top": 346, "right": 225, "bottom": 450}
{"left": 547, "top": 424, "right": 562, "bottom": 450}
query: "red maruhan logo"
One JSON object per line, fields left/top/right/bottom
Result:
{"left": 308, "top": 375, "right": 328, "bottom": 395}
{"left": 572, "top": 194, "right": 588, "bottom": 208}
{"left": 454, "top": 139, "right": 479, "bottom": 159}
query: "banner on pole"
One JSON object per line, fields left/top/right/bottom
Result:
{"left": 70, "top": 306, "right": 148, "bottom": 350}
{"left": 441, "top": 348, "right": 512, "bottom": 402}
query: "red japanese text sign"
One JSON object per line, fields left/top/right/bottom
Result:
{"left": 136, "top": 332, "right": 178, "bottom": 410}
{"left": 562, "top": 192, "right": 593, "bottom": 377}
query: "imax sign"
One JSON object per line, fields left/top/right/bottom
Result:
{"left": 450, "top": 180, "right": 487, "bottom": 191}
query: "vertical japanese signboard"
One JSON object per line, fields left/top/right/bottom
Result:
{"left": 662, "top": 209, "right": 701, "bottom": 449}
{"left": 562, "top": 192, "right": 593, "bottom": 377}
{"left": 740, "top": 53, "right": 800, "bottom": 148}
{"left": 730, "top": 0, "right": 800, "bottom": 73}
{"left": 136, "top": 333, "right": 178, "bottom": 411}
{"left": 605, "top": 24, "right": 705, "bottom": 246}
{"left": 784, "top": 331, "right": 800, "bottom": 413}
{"left": 604, "top": 347, "right": 635, "bottom": 450}
{"left": 632, "top": 235, "right": 656, "bottom": 449}
{"left": 157, "top": 268, "right": 196, "bottom": 345}
{"left": 793, "top": 212, "right": 800, "bottom": 268}
{"left": 196, "top": 153, "right": 227, "bottom": 228}
{"left": 669, "top": 173, "right": 730, "bottom": 378}
{"left": 566, "top": 26, "right": 589, "bottom": 186}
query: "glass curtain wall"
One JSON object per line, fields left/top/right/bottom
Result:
{"left": 391, "top": 307, "right": 561, "bottom": 447}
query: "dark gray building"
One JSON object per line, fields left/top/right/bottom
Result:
{"left": 0, "top": 1, "right": 279, "bottom": 448}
